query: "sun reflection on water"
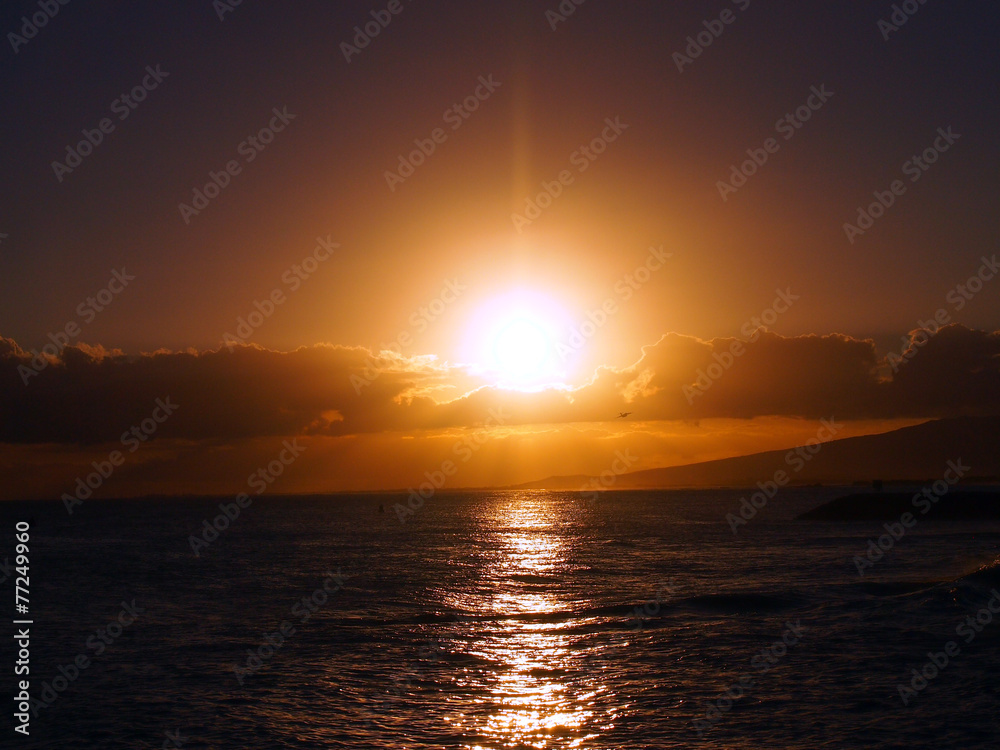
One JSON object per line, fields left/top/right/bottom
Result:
{"left": 457, "top": 494, "right": 612, "bottom": 749}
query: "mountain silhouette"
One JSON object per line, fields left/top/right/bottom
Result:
{"left": 510, "top": 416, "right": 1000, "bottom": 490}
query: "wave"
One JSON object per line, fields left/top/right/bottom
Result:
{"left": 671, "top": 591, "right": 806, "bottom": 613}
{"left": 321, "top": 592, "right": 810, "bottom": 630}
{"left": 953, "top": 554, "right": 1000, "bottom": 589}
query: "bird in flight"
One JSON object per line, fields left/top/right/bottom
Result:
{"left": 617, "top": 412, "right": 632, "bottom": 418}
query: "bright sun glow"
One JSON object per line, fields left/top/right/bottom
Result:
{"left": 462, "top": 289, "right": 572, "bottom": 389}
{"left": 494, "top": 318, "right": 549, "bottom": 379}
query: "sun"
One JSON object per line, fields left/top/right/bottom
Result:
{"left": 462, "top": 289, "right": 571, "bottom": 389}
{"left": 493, "top": 317, "right": 550, "bottom": 380}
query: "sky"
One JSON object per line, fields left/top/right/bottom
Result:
{"left": 1, "top": 1, "right": 998, "bottom": 498}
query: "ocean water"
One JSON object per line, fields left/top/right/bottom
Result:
{"left": 2, "top": 488, "right": 1000, "bottom": 749}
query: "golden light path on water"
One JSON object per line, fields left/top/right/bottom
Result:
{"left": 446, "top": 494, "right": 619, "bottom": 748}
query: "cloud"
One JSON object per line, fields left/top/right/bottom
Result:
{"left": 607, "top": 325, "right": 999, "bottom": 420}
{"left": 1, "top": 324, "right": 998, "bottom": 445}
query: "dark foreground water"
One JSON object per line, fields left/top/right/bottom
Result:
{"left": 1, "top": 488, "right": 999, "bottom": 749}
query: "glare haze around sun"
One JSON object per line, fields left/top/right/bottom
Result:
{"left": 463, "top": 290, "right": 572, "bottom": 389}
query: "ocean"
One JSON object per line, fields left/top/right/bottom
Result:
{"left": 2, "top": 488, "right": 999, "bottom": 749}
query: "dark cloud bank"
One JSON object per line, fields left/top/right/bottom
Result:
{"left": 2, "top": 324, "right": 998, "bottom": 445}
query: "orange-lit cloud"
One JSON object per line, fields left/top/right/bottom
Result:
{"left": 2, "top": 325, "right": 998, "bottom": 449}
